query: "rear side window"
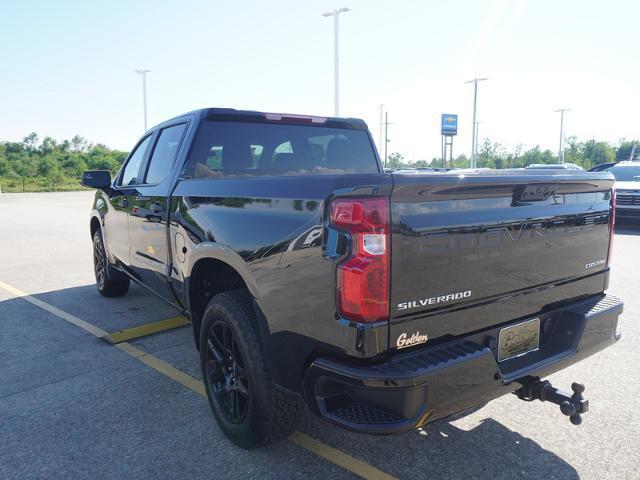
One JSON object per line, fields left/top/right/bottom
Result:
{"left": 144, "top": 124, "right": 187, "bottom": 184}
{"left": 189, "top": 121, "right": 379, "bottom": 178}
{"left": 119, "top": 135, "right": 152, "bottom": 186}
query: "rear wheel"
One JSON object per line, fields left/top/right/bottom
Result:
{"left": 200, "top": 290, "right": 304, "bottom": 449}
{"left": 93, "top": 230, "right": 129, "bottom": 297}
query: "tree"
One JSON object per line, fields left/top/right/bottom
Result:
{"left": 616, "top": 139, "right": 639, "bottom": 161}
{"left": 39, "top": 136, "right": 57, "bottom": 155}
{"left": 476, "top": 139, "right": 506, "bottom": 169}
{"left": 71, "top": 135, "right": 89, "bottom": 153}
{"left": 62, "top": 156, "right": 88, "bottom": 177}
{"left": 0, "top": 157, "right": 10, "bottom": 176}
{"left": 451, "top": 154, "right": 470, "bottom": 168}
{"left": 14, "top": 156, "right": 38, "bottom": 178}
{"left": 564, "top": 136, "right": 583, "bottom": 167}
{"left": 0, "top": 132, "right": 129, "bottom": 191}
{"left": 582, "top": 140, "right": 615, "bottom": 168}
{"left": 37, "top": 156, "right": 59, "bottom": 177}
{"left": 0, "top": 131, "right": 633, "bottom": 193}
{"left": 387, "top": 152, "right": 405, "bottom": 170}
{"left": 519, "top": 145, "right": 553, "bottom": 166}
{"left": 412, "top": 159, "right": 431, "bottom": 168}
{"left": 22, "top": 132, "right": 39, "bottom": 153}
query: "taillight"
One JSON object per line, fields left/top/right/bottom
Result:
{"left": 330, "top": 198, "right": 390, "bottom": 323}
{"left": 607, "top": 185, "right": 616, "bottom": 266}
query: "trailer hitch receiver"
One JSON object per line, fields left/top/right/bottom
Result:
{"left": 515, "top": 379, "right": 588, "bottom": 425}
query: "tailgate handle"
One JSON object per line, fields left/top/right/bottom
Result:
{"left": 514, "top": 184, "right": 558, "bottom": 202}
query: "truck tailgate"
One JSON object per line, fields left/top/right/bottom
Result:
{"left": 389, "top": 170, "right": 615, "bottom": 346}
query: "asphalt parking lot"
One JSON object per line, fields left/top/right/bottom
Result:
{"left": 1, "top": 191, "right": 639, "bottom": 480}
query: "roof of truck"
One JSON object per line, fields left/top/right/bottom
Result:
{"left": 154, "top": 108, "right": 368, "bottom": 131}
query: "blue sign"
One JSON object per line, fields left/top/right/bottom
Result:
{"left": 441, "top": 114, "right": 458, "bottom": 136}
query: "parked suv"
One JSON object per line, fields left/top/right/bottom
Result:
{"left": 610, "top": 161, "right": 640, "bottom": 219}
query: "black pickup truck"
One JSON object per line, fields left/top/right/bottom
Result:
{"left": 83, "top": 108, "right": 623, "bottom": 449}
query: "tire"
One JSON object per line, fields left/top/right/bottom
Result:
{"left": 199, "top": 290, "right": 304, "bottom": 449}
{"left": 92, "top": 230, "right": 130, "bottom": 297}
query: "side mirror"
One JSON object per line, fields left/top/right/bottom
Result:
{"left": 82, "top": 170, "right": 112, "bottom": 190}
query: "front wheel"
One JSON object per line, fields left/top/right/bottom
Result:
{"left": 93, "top": 230, "right": 130, "bottom": 297}
{"left": 200, "top": 290, "right": 304, "bottom": 449}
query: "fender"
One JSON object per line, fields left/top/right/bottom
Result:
{"left": 90, "top": 202, "right": 116, "bottom": 264}
{"left": 183, "top": 242, "right": 259, "bottom": 301}
{"left": 90, "top": 188, "right": 119, "bottom": 259}
{"left": 182, "top": 242, "right": 279, "bottom": 381}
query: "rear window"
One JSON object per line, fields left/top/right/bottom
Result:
{"left": 188, "top": 121, "right": 379, "bottom": 178}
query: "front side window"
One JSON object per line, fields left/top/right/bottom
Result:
{"left": 119, "top": 136, "right": 152, "bottom": 186}
{"left": 189, "top": 121, "right": 379, "bottom": 178}
{"left": 144, "top": 124, "right": 187, "bottom": 184}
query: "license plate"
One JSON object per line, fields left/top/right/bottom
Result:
{"left": 498, "top": 318, "right": 540, "bottom": 362}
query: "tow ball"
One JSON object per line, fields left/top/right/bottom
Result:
{"left": 514, "top": 379, "right": 589, "bottom": 425}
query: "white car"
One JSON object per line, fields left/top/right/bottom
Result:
{"left": 610, "top": 161, "right": 640, "bottom": 219}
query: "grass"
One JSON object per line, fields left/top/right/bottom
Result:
{"left": 0, "top": 177, "right": 86, "bottom": 193}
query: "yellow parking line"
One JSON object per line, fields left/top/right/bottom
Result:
{"left": 0, "top": 280, "right": 108, "bottom": 338}
{"left": 0, "top": 280, "right": 398, "bottom": 480}
{"left": 289, "top": 431, "right": 397, "bottom": 480}
{"left": 105, "top": 316, "right": 190, "bottom": 344}
{"left": 113, "top": 340, "right": 146, "bottom": 358}
{"left": 116, "top": 342, "right": 207, "bottom": 396}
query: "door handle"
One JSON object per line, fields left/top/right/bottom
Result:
{"left": 119, "top": 198, "right": 128, "bottom": 208}
{"left": 135, "top": 196, "right": 151, "bottom": 201}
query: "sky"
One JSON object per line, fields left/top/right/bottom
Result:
{"left": 1, "top": 0, "right": 638, "bottom": 161}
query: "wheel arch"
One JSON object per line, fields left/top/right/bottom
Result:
{"left": 90, "top": 215, "right": 101, "bottom": 238}
{"left": 185, "top": 246, "right": 268, "bottom": 351}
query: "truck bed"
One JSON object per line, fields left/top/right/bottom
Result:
{"left": 389, "top": 170, "right": 614, "bottom": 348}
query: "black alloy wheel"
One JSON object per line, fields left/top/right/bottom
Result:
{"left": 92, "top": 230, "right": 130, "bottom": 297}
{"left": 93, "top": 233, "right": 107, "bottom": 290}
{"left": 199, "top": 290, "right": 304, "bottom": 448}
{"left": 204, "top": 320, "right": 250, "bottom": 424}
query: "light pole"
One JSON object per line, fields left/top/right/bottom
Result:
{"left": 554, "top": 108, "right": 571, "bottom": 164}
{"left": 383, "top": 112, "right": 395, "bottom": 168}
{"left": 384, "top": 111, "right": 389, "bottom": 168}
{"left": 378, "top": 103, "right": 385, "bottom": 154}
{"left": 465, "top": 77, "right": 488, "bottom": 168}
{"left": 322, "top": 8, "right": 349, "bottom": 116}
{"left": 134, "top": 69, "right": 150, "bottom": 131}
{"left": 475, "top": 121, "right": 482, "bottom": 158}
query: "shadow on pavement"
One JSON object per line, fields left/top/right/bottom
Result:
{"left": 300, "top": 408, "right": 578, "bottom": 480}
{"left": 36, "top": 283, "right": 177, "bottom": 332}
{"left": 0, "top": 288, "right": 352, "bottom": 480}
{"left": 615, "top": 218, "right": 640, "bottom": 235}
{"left": 0, "top": 284, "right": 579, "bottom": 480}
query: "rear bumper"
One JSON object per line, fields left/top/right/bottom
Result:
{"left": 303, "top": 294, "right": 623, "bottom": 434}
